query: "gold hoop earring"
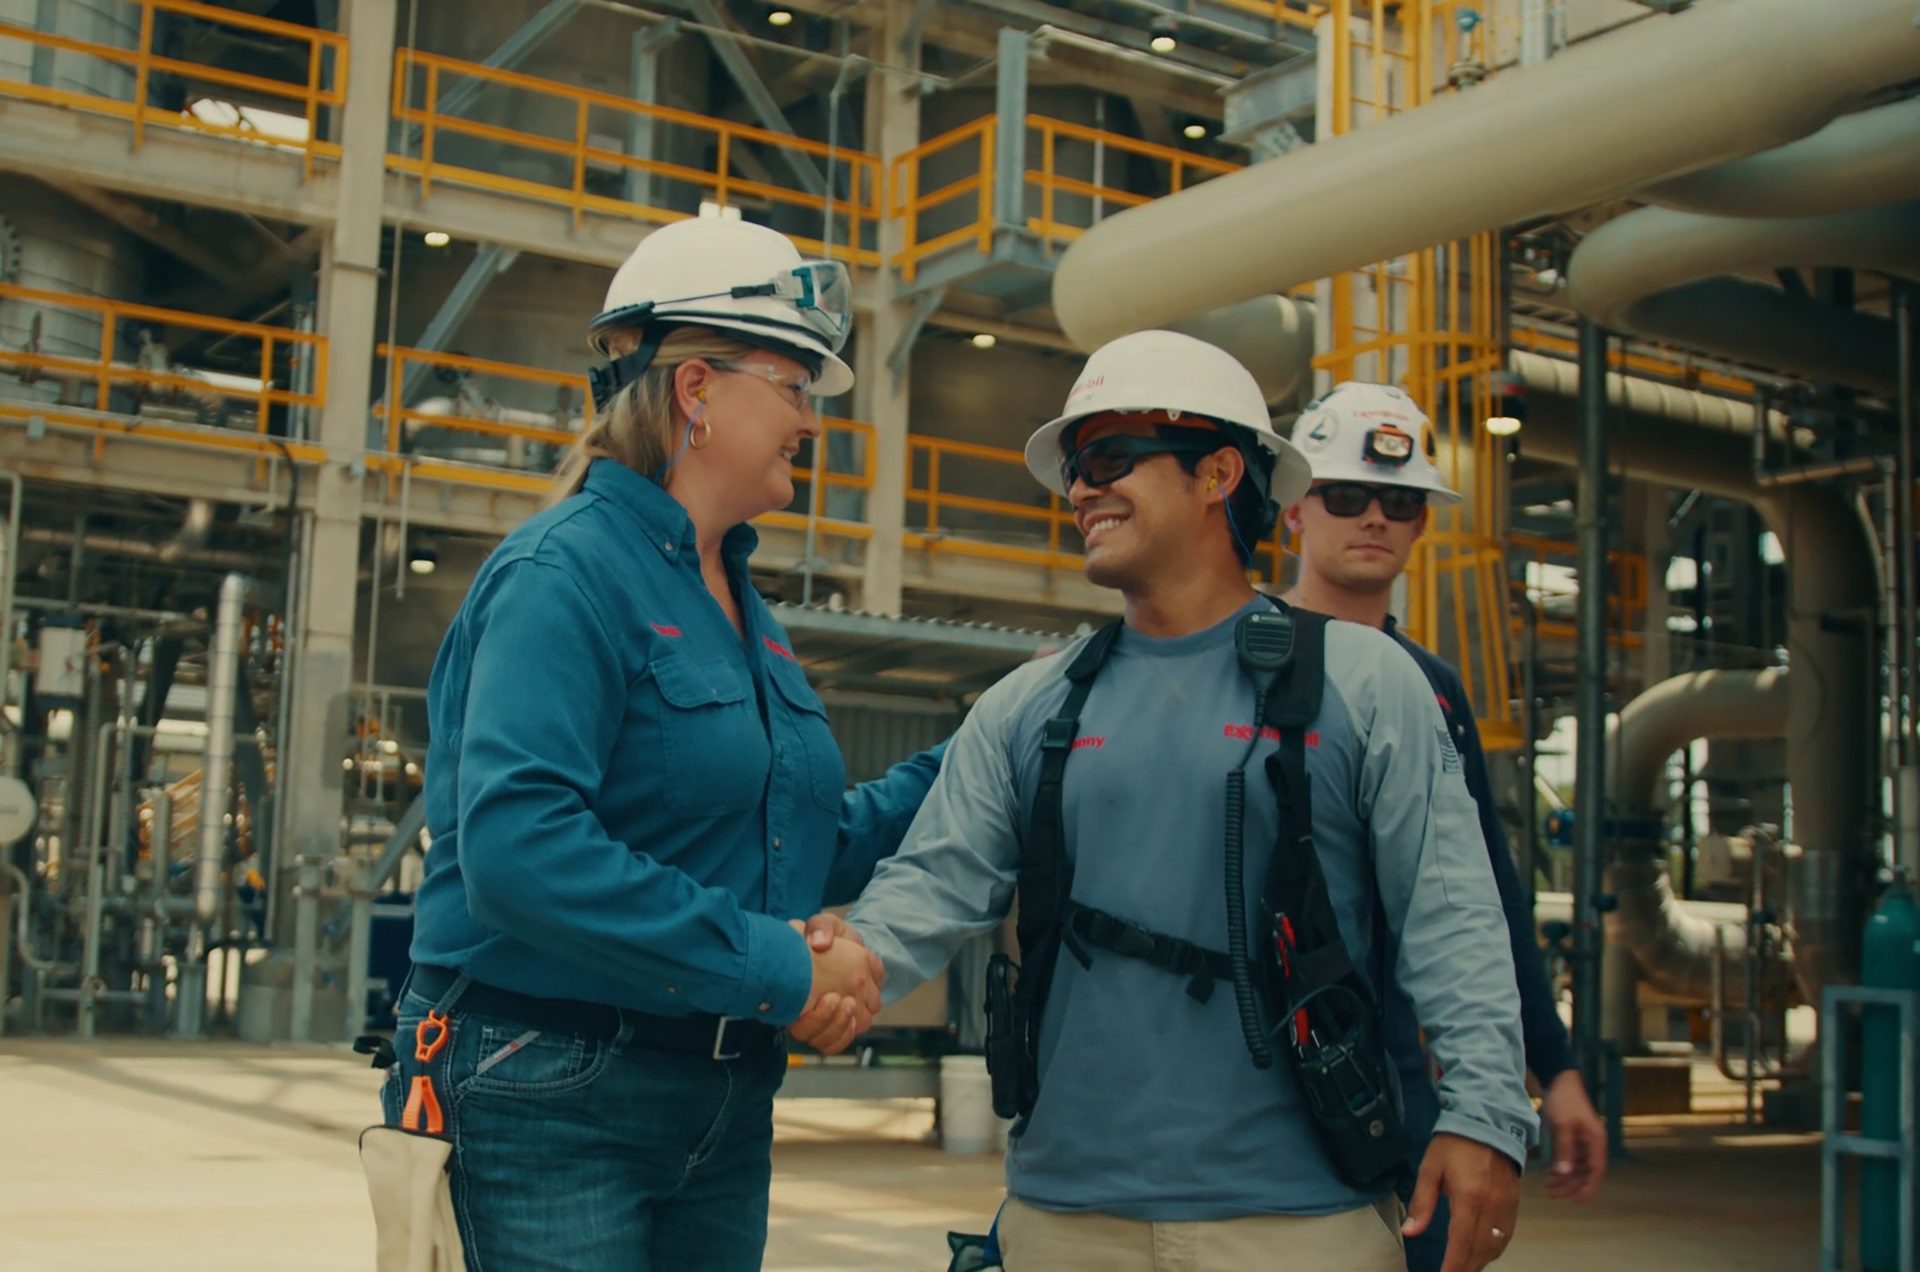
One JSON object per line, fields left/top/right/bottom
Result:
{"left": 688, "top": 418, "right": 713, "bottom": 449}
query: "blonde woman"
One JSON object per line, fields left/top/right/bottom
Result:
{"left": 383, "top": 219, "right": 941, "bottom": 1270}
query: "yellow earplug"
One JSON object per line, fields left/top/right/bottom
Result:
{"left": 1207, "top": 477, "right": 1219, "bottom": 492}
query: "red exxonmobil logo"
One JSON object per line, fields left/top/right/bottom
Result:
{"left": 1223, "top": 724, "right": 1320, "bottom": 748}
{"left": 1072, "top": 736, "right": 1106, "bottom": 751}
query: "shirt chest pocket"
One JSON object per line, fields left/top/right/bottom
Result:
{"left": 645, "top": 654, "right": 766, "bottom": 816}
{"left": 765, "top": 655, "right": 846, "bottom": 812}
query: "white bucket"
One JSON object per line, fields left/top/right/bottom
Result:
{"left": 938, "top": 1055, "right": 1002, "bottom": 1154}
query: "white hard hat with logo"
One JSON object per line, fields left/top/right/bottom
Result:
{"left": 1023, "top": 330, "right": 1313, "bottom": 506}
{"left": 587, "top": 218, "right": 854, "bottom": 402}
{"left": 1290, "top": 381, "right": 1462, "bottom": 505}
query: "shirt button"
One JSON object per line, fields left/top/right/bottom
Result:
{"left": 772, "top": 836, "right": 783, "bottom": 851}
{"left": 663, "top": 541, "right": 675, "bottom": 552}
{"left": 666, "top": 985, "right": 677, "bottom": 994}
{"left": 757, "top": 1001, "right": 772, "bottom": 1015}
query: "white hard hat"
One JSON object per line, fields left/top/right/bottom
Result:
{"left": 1023, "top": 330, "right": 1313, "bottom": 506}
{"left": 1290, "top": 381, "right": 1462, "bottom": 504}
{"left": 587, "top": 219, "right": 854, "bottom": 398}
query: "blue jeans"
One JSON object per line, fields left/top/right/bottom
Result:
{"left": 382, "top": 988, "right": 788, "bottom": 1272}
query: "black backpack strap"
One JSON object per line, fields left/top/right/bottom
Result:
{"left": 1000, "top": 620, "right": 1123, "bottom": 1122}
{"left": 1260, "top": 610, "right": 1373, "bottom": 1034}
{"left": 1017, "top": 620, "right": 1123, "bottom": 958}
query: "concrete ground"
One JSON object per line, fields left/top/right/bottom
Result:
{"left": 0, "top": 1040, "right": 1819, "bottom": 1271}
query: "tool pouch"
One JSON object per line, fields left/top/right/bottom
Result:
{"left": 1284, "top": 1008, "right": 1411, "bottom": 1192}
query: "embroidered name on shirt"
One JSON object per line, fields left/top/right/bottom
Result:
{"left": 763, "top": 636, "right": 797, "bottom": 661}
{"left": 1071, "top": 736, "right": 1105, "bottom": 751}
{"left": 1223, "top": 725, "right": 1320, "bottom": 747}
{"left": 650, "top": 623, "right": 682, "bottom": 638}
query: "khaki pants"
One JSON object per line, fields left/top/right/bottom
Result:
{"left": 997, "top": 1195, "right": 1406, "bottom": 1272}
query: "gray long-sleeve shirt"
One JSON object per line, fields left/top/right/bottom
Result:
{"left": 847, "top": 597, "right": 1536, "bottom": 1220}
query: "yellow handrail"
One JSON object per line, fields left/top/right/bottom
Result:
{"left": 1508, "top": 532, "right": 1650, "bottom": 645}
{"left": 0, "top": 0, "right": 346, "bottom": 178}
{"left": 0, "top": 282, "right": 327, "bottom": 454}
{"left": 387, "top": 49, "right": 883, "bottom": 267}
{"left": 374, "top": 345, "right": 588, "bottom": 457}
{"left": 890, "top": 114, "right": 1242, "bottom": 274}
{"left": 888, "top": 117, "right": 997, "bottom": 282}
{"left": 1208, "top": 0, "right": 1327, "bottom": 30}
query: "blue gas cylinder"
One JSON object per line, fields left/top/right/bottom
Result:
{"left": 1861, "top": 874, "right": 1920, "bottom": 1272}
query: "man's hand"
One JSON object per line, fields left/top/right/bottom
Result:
{"left": 1402, "top": 1132, "right": 1520, "bottom": 1272}
{"left": 787, "top": 915, "right": 885, "bottom": 1056}
{"left": 1540, "top": 1070, "right": 1607, "bottom": 1201}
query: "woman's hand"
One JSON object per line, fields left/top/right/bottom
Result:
{"left": 788, "top": 915, "right": 885, "bottom": 1054}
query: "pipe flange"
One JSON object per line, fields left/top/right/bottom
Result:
{"left": 0, "top": 214, "right": 20, "bottom": 284}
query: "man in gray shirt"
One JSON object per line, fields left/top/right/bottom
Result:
{"left": 804, "top": 332, "right": 1535, "bottom": 1272}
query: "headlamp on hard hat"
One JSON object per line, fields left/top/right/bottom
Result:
{"left": 1362, "top": 425, "right": 1415, "bottom": 468}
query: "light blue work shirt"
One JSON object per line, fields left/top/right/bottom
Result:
{"left": 411, "top": 458, "right": 943, "bottom": 1026}
{"left": 848, "top": 597, "right": 1536, "bottom": 1220}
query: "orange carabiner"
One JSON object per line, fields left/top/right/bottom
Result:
{"left": 414, "top": 1009, "right": 452, "bottom": 1063}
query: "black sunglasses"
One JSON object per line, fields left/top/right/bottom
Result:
{"left": 1061, "top": 432, "right": 1220, "bottom": 490}
{"left": 1311, "top": 481, "right": 1428, "bottom": 522}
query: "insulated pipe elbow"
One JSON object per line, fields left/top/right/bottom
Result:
{"left": 1053, "top": 0, "right": 1920, "bottom": 348}
{"left": 1602, "top": 670, "right": 1790, "bottom": 1007}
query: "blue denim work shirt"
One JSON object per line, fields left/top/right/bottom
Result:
{"left": 410, "top": 458, "right": 943, "bottom": 1027}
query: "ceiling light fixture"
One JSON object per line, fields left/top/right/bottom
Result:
{"left": 1183, "top": 123, "right": 1207, "bottom": 140}
{"left": 1484, "top": 414, "right": 1522, "bottom": 437}
{"left": 1150, "top": 33, "right": 1177, "bottom": 53}
{"left": 768, "top": 9, "right": 793, "bottom": 25}
{"left": 971, "top": 333, "right": 997, "bottom": 349}
{"left": 422, "top": 230, "right": 451, "bottom": 247}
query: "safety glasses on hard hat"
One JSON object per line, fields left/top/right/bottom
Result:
{"left": 1061, "top": 431, "right": 1222, "bottom": 491}
{"left": 1311, "top": 481, "right": 1428, "bottom": 522}
{"left": 591, "top": 261, "right": 852, "bottom": 354}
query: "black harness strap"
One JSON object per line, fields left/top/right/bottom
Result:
{"left": 1062, "top": 901, "right": 1235, "bottom": 1003}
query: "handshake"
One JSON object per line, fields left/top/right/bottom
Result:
{"left": 785, "top": 913, "right": 885, "bottom": 1055}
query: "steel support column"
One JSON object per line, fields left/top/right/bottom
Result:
{"left": 856, "top": 0, "right": 920, "bottom": 617}
{"left": 270, "top": 0, "right": 396, "bottom": 1043}
{"left": 627, "top": 22, "right": 682, "bottom": 208}
{"left": 994, "top": 29, "right": 1030, "bottom": 232}
{"left": 1573, "top": 317, "right": 1613, "bottom": 1098}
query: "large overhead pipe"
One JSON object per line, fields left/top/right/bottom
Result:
{"left": 1640, "top": 98, "right": 1920, "bottom": 219}
{"left": 1519, "top": 390, "right": 1878, "bottom": 999}
{"left": 1052, "top": 0, "right": 1920, "bottom": 347}
{"left": 196, "top": 574, "right": 276, "bottom": 927}
{"left": 1565, "top": 201, "right": 1920, "bottom": 396}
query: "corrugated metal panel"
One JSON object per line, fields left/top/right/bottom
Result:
{"left": 818, "top": 692, "right": 964, "bottom": 783}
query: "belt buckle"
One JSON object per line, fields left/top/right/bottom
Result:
{"left": 711, "top": 1015, "right": 742, "bottom": 1061}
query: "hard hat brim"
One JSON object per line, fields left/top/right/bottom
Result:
{"left": 1025, "top": 409, "right": 1313, "bottom": 508}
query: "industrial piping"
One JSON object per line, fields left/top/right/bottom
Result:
{"left": 1052, "top": 0, "right": 1920, "bottom": 348}
{"left": 196, "top": 574, "right": 275, "bottom": 927}
{"left": 1564, "top": 201, "right": 1920, "bottom": 396}
{"left": 1518, "top": 393, "right": 1877, "bottom": 1000}
{"left": 1602, "top": 669, "right": 1791, "bottom": 1026}
{"left": 1640, "top": 98, "right": 1920, "bottom": 219}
